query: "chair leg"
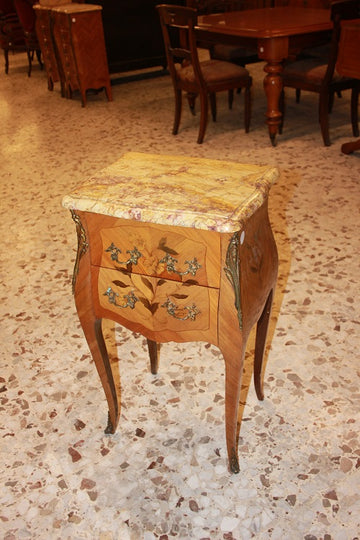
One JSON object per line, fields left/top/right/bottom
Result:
{"left": 197, "top": 91, "right": 209, "bottom": 144}
{"left": 26, "top": 48, "right": 32, "bottom": 77}
{"left": 351, "top": 86, "right": 359, "bottom": 137}
{"left": 209, "top": 92, "right": 216, "bottom": 122}
{"left": 279, "top": 89, "right": 285, "bottom": 135}
{"left": 187, "top": 92, "right": 197, "bottom": 116}
{"left": 47, "top": 76, "right": 54, "bottom": 91}
{"left": 296, "top": 88, "right": 301, "bottom": 103}
{"left": 319, "top": 92, "right": 330, "bottom": 146}
{"left": 173, "top": 88, "right": 182, "bottom": 136}
{"left": 244, "top": 86, "right": 251, "bottom": 133}
{"left": 36, "top": 49, "right": 43, "bottom": 70}
{"left": 228, "top": 89, "right": 234, "bottom": 110}
{"left": 4, "top": 49, "right": 9, "bottom": 74}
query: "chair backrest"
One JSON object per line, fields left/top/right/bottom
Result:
{"left": 0, "top": 7, "right": 25, "bottom": 49}
{"left": 331, "top": 0, "right": 360, "bottom": 20}
{"left": 185, "top": 0, "right": 242, "bottom": 14}
{"left": 284, "top": 0, "right": 330, "bottom": 6}
{"left": 13, "top": 0, "right": 35, "bottom": 33}
{"left": 157, "top": 4, "right": 206, "bottom": 90}
{"left": 324, "top": 0, "right": 360, "bottom": 85}
{"left": 0, "top": 0, "right": 15, "bottom": 14}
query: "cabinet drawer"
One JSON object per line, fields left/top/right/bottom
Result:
{"left": 94, "top": 224, "right": 211, "bottom": 287}
{"left": 95, "top": 267, "right": 214, "bottom": 333}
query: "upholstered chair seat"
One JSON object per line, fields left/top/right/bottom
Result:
{"left": 283, "top": 59, "right": 348, "bottom": 86}
{"left": 177, "top": 58, "right": 251, "bottom": 85}
{"left": 157, "top": 4, "right": 252, "bottom": 144}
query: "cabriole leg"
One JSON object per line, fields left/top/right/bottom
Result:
{"left": 254, "top": 288, "right": 274, "bottom": 401}
{"left": 147, "top": 339, "right": 160, "bottom": 375}
{"left": 71, "top": 210, "right": 120, "bottom": 434}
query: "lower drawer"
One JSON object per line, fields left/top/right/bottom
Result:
{"left": 94, "top": 266, "right": 217, "bottom": 333}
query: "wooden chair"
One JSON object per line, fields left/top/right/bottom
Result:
{"left": 186, "top": 0, "right": 259, "bottom": 109}
{"left": 280, "top": 0, "right": 360, "bottom": 146}
{"left": 337, "top": 18, "right": 360, "bottom": 153}
{"left": 13, "top": 0, "right": 42, "bottom": 76}
{"left": 157, "top": 4, "right": 252, "bottom": 144}
{"left": 186, "top": 0, "right": 259, "bottom": 67}
{"left": 0, "top": 0, "right": 26, "bottom": 74}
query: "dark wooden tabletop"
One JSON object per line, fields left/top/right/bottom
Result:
{"left": 197, "top": 7, "right": 332, "bottom": 38}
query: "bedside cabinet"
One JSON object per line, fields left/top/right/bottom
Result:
{"left": 34, "top": 4, "right": 62, "bottom": 93}
{"left": 63, "top": 152, "right": 279, "bottom": 473}
{"left": 52, "top": 3, "right": 112, "bottom": 106}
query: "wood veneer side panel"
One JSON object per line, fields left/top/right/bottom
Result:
{"left": 238, "top": 202, "right": 278, "bottom": 336}
{"left": 69, "top": 9, "right": 111, "bottom": 90}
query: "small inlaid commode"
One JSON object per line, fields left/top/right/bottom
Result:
{"left": 62, "top": 152, "right": 279, "bottom": 473}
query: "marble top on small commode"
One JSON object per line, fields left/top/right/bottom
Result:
{"left": 62, "top": 152, "right": 279, "bottom": 233}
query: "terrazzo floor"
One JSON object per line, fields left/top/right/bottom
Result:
{"left": 0, "top": 52, "right": 359, "bottom": 540}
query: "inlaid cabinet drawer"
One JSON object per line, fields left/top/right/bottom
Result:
{"left": 98, "top": 224, "right": 208, "bottom": 286}
{"left": 95, "top": 267, "right": 216, "bottom": 333}
{"left": 85, "top": 215, "right": 221, "bottom": 289}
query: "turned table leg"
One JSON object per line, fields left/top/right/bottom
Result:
{"left": 259, "top": 37, "right": 288, "bottom": 146}
{"left": 263, "top": 61, "right": 284, "bottom": 146}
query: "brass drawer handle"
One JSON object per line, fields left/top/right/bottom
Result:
{"left": 161, "top": 298, "right": 200, "bottom": 321}
{"left": 159, "top": 253, "right": 201, "bottom": 276}
{"left": 104, "top": 287, "right": 138, "bottom": 309}
{"left": 105, "top": 243, "right": 142, "bottom": 266}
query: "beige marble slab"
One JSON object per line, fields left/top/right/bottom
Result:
{"left": 62, "top": 152, "right": 279, "bottom": 232}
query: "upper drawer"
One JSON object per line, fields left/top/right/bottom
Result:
{"left": 86, "top": 216, "right": 221, "bottom": 289}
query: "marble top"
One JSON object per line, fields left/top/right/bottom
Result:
{"left": 62, "top": 152, "right": 279, "bottom": 233}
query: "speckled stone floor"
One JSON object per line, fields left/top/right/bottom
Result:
{"left": 1, "top": 52, "right": 359, "bottom": 540}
